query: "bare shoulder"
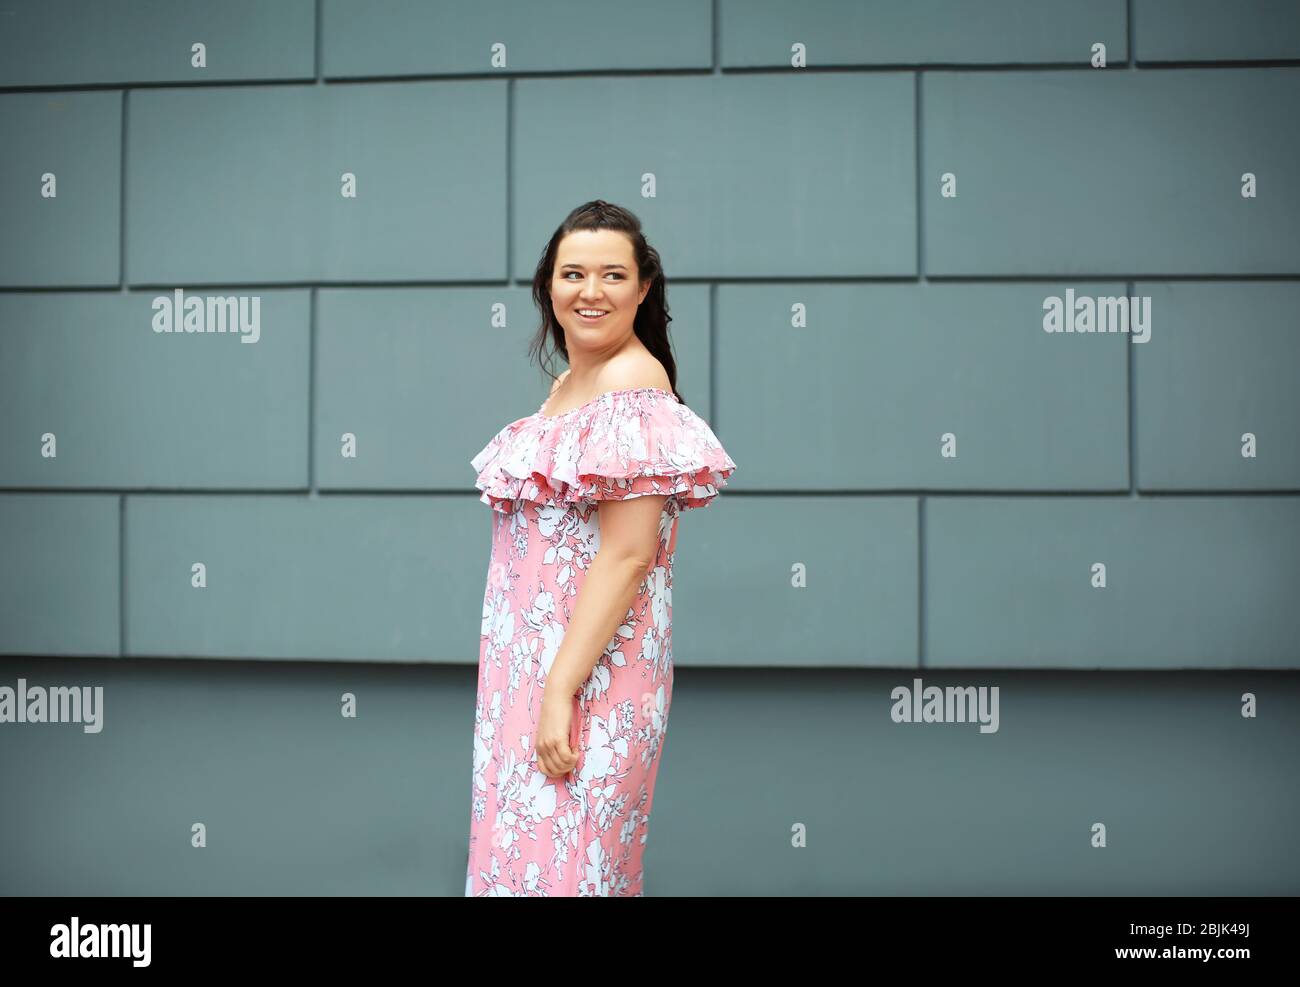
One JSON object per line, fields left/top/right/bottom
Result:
{"left": 598, "top": 356, "right": 671, "bottom": 393}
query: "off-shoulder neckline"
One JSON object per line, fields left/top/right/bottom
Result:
{"left": 534, "top": 385, "right": 679, "bottom": 421}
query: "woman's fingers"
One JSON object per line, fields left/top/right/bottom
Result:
{"left": 538, "top": 739, "right": 578, "bottom": 778}
{"left": 534, "top": 693, "right": 581, "bottom": 778}
{"left": 537, "top": 742, "right": 556, "bottom": 778}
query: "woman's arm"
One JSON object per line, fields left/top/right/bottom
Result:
{"left": 534, "top": 494, "right": 667, "bottom": 777}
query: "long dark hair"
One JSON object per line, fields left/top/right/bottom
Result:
{"left": 528, "top": 199, "right": 682, "bottom": 405}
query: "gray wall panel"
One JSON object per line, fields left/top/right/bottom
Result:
{"left": 673, "top": 496, "right": 918, "bottom": 667}
{"left": 127, "top": 82, "right": 507, "bottom": 284}
{"left": 514, "top": 74, "right": 916, "bottom": 278}
{"left": 927, "top": 497, "right": 1300, "bottom": 668}
{"left": 0, "top": 291, "right": 310, "bottom": 488}
{"left": 923, "top": 68, "right": 1300, "bottom": 275}
{"left": 124, "top": 494, "right": 486, "bottom": 662}
{"left": 321, "top": 0, "right": 713, "bottom": 77}
{"left": 0, "top": 91, "right": 121, "bottom": 287}
{"left": 1134, "top": 281, "right": 1300, "bottom": 490}
{"left": 0, "top": 495, "right": 119, "bottom": 657}
{"left": 0, "top": 0, "right": 316, "bottom": 87}
{"left": 1135, "top": 0, "right": 1300, "bottom": 62}
{"left": 716, "top": 283, "right": 1130, "bottom": 490}
{"left": 721, "top": 0, "right": 1128, "bottom": 67}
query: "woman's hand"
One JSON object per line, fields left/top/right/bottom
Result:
{"left": 535, "top": 692, "right": 580, "bottom": 780}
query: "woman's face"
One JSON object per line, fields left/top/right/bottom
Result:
{"left": 551, "top": 229, "right": 651, "bottom": 342}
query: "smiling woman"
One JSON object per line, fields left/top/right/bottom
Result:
{"left": 464, "top": 200, "right": 736, "bottom": 897}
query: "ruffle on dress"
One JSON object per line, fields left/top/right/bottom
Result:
{"left": 470, "top": 386, "right": 737, "bottom": 515}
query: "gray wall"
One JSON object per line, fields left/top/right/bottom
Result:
{"left": 1, "top": 0, "right": 1297, "bottom": 895}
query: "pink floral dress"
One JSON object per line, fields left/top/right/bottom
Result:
{"left": 465, "top": 386, "right": 736, "bottom": 896}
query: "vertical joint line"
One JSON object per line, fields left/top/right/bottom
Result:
{"left": 119, "top": 90, "right": 127, "bottom": 289}
{"left": 1127, "top": 0, "right": 1136, "bottom": 70}
{"left": 315, "top": 0, "right": 323, "bottom": 83}
{"left": 709, "top": 283, "right": 717, "bottom": 428}
{"left": 1127, "top": 279, "right": 1136, "bottom": 496}
{"left": 118, "top": 494, "right": 126, "bottom": 657}
{"left": 506, "top": 78, "right": 512, "bottom": 282}
{"left": 915, "top": 69, "right": 923, "bottom": 281}
{"left": 917, "top": 496, "right": 925, "bottom": 669}
{"left": 309, "top": 287, "right": 317, "bottom": 494}
{"left": 712, "top": 0, "right": 719, "bottom": 74}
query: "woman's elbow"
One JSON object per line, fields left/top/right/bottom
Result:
{"left": 602, "top": 548, "right": 656, "bottom": 575}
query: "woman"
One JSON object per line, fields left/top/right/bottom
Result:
{"left": 465, "top": 200, "right": 737, "bottom": 896}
